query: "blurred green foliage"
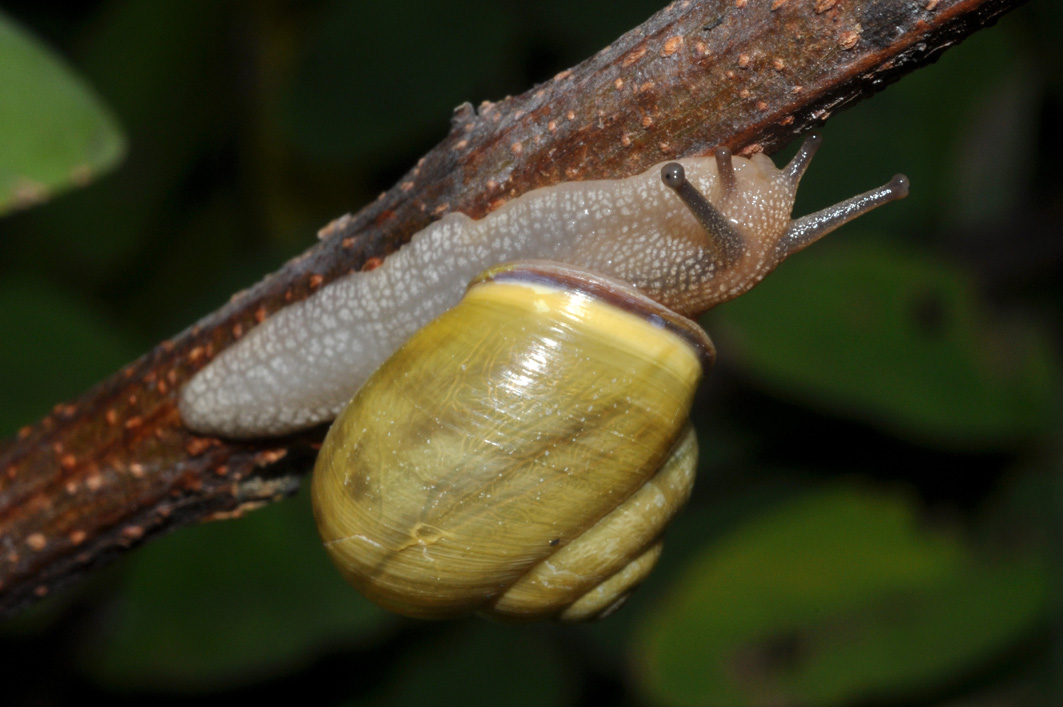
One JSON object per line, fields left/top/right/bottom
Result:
{"left": 715, "top": 239, "right": 1057, "bottom": 447}
{"left": 636, "top": 486, "right": 1049, "bottom": 706}
{"left": 0, "top": 11, "right": 124, "bottom": 216}
{"left": 1, "top": 2, "right": 1060, "bottom": 706}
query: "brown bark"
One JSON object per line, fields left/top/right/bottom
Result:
{"left": 0, "top": 0, "right": 1028, "bottom": 616}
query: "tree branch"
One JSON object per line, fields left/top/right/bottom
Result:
{"left": 0, "top": 0, "right": 1027, "bottom": 616}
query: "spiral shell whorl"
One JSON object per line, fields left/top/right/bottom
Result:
{"left": 497, "top": 424, "right": 697, "bottom": 621}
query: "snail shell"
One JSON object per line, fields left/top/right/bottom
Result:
{"left": 311, "top": 262, "right": 714, "bottom": 621}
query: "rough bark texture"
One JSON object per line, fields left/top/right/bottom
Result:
{"left": 0, "top": 0, "right": 1027, "bottom": 616}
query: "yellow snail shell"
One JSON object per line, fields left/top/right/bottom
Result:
{"left": 311, "top": 262, "right": 714, "bottom": 621}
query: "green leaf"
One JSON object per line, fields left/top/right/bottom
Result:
{"left": 633, "top": 485, "right": 1049, "bottom": 707}
{"left": 0, "top": 11, "right": 125, "bottom": 215}
{"left": 81, "top": 492, "right": 394, "bottom": 689}
{"left": 711, "top": 239, "right": 1058, "bottom": 448}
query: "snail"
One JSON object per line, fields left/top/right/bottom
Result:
{"left": 178, "top": 134, "right": 909, "bottom": 620}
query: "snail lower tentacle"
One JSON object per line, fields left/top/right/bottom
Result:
{"left": 782, "top": 132, "right": 823, "bottom": 183}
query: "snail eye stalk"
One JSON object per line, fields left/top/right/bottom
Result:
{"left": 660, "top": 161, "right": 744, "bottom": 267}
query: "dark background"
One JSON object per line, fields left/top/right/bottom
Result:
{"left": 1, "top": 1, "right": 1061, "bottom": 705}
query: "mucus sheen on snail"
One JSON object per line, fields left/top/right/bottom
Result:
{"left": 178, "top": 134, "right": 909, "bottom": 439}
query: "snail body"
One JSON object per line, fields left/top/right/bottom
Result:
{"left": 312, "top": 263, "right": 712, "bottom": 620}
{"left": 179, "top": 135, "right": 907, "bottom": 438}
